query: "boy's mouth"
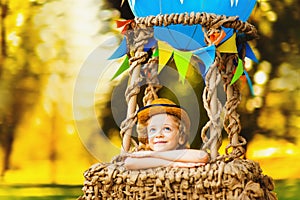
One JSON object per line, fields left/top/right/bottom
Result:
{"left": 154, "top": 141, "right": 167, "bottom": 144}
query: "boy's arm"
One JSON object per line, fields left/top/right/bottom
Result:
{"left": 124, "top": 157, "right": 171, "bottom": 170}
{"left": 129, "top": 149, "right": 209, "bottom": 163}
{"left": 124, "top": 157, "right": 205, "bottom": 170}
{"left": 152, "top": 149, "right": 209, "bottom": 163}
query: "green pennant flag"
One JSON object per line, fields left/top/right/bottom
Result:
{"left": 152, "top": 48, "right": 159, "bottom": 58}
{"left": 173, "top": 50, "right": 192, "bottom": 83}
{"left": 230, "top": 58, "right": 244, "bottom": 85}
{"left": 111, "top": 55, "right": 130, "bottom": 80}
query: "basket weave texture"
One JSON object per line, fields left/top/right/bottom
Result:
{"left": 79, "top": 159, "right": 277, "bottom": 200}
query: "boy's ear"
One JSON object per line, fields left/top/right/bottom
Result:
{"left": 178, "top": 135, "right": 185, "bottom": 145}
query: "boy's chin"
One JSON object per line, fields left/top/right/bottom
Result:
{"left": 153, "top": 144, "right": 173, "bottom": 152}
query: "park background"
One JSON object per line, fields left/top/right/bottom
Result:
{"left": 0, "top": 0, "right": 299, "bottom": 199}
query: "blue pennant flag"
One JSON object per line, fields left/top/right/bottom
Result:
{"left": 238, "top": 42, "right": 259, "bottom": 63}
{"left": 144, "top": 37, "right": 157, "bottom": 51}
{"left": 109, "top": 37, "right": 158, "bottom": 60}
{"left": 193, "top": 45, "right": 216, "bottom": 77}
{"left": 108, "top": 37, "right": 127, "bottom": 60}
{"left": 244, "top": 69, "right": 255, "bottom": 96}
{"left": 245, "top": 42, "right": 259, "bottom": 63}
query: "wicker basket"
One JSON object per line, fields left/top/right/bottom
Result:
{"left": 79, "top": 159, "right": 276, "bottom": 200}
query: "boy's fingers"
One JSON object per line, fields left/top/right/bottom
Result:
{"left": 172, "top": 162, "right": 207, "bottom": 168}
{"left": 130, "top": 151, "right": 152, "bottom": 158}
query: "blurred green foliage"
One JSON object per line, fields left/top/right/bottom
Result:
{"left": 0, "top": 0, "right": 44, "bottom": 176}
{"left": 0, "top": 0, "right": 298, "bottom": 192}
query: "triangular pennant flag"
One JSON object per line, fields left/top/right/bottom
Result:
{"left": 111, "top": 56, "right": 130, "bottom": 80}
{"left": 193, "top": 45, "right": 216, "bottom": 75}
{"left": 108, "top": 37, "right": 127, "bottom": 60}
{"left": 116, "top": 19, "right": 134, "bottom": 34}
{"left": 152, "top": 48, "right": 159, "bottom": 58}
{"left": 245, "top": 42, "right": 259, "bottom": 63}
{"left": 237, "top": 42, "right": 259, "bottom": 63}
{"left": 174, "top": 50, "right": 192, "bottom": 83}
{"left": 217, "top": 33, "right": 238, "bottom": 53}
{"left": 116, "top": 20, "right": 130, "bottom": 28}
{"left": 144, "top": 37, "right": 157, "bottom": 51}
{"left": 244, "top": 69, "right": 255, "bottom": 96}
{"left": 230, "top": 58, "right": 244, "bottom": 85}
{"left": 157, "top": 41, "right": 174, "bottom": 73}
{"left": 210, "top": 28, "right": 226, "bottom": 46}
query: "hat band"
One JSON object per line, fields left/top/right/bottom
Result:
{"left": 137, "top": 104, "right": 186, "bottom": 113}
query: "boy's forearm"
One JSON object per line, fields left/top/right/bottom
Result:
{"left": 124, "top": 157, "right": 171, "bottom": 170}
{"left": 152, "top": 149, "right": 209, "bottom": 163}
{"left": 124, "top": 150, "right": 209, "bottom": 170}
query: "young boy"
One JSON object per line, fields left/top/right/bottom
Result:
{"left": 124, "top": 98, "right": 209, "bottom": 170}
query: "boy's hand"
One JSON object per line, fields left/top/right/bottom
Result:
{"left": 170, "top": 162, "right": 206, "bottom": 168}
{"left": 128, "top": 151, "right": 154, "bottom": 158}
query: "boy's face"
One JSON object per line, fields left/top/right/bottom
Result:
{"left": 147, "top": 114, "right": 181, "bottom": 151}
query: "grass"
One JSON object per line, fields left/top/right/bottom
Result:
{"left": 0, "top": 179, "right": 299, "bottom": 199}
{"left": 274, "top": 179, "right": 300, "bottom": 200}
{"left": 0, "top": 184, "right": 83, "bottom": 200}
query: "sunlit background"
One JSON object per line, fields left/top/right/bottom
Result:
{"left": 0, "top": 0, "right": 299, "bottom": 199}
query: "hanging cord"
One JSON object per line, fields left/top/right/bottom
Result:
{"left": 201, "top": 50, "right": 223, "bottom": 162}
{"left": 141, "top": 51, "right": 161, "bottom": 106}
{"left": 137, "top": 47, "right": 162, "bottom": 151}
{"left": 219, "top": 53, "right": 247, "bottom": 161}
{"left": 119, "top": 24, "right": 155, "bottom": 152}
{"left": 200, "top": 23, "right": 230, "bottom": 162}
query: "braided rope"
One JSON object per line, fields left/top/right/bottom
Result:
{"left": 220, "top": 54, "right": 247, "bottom": 160}
{"left": 201, "top": 51, "right": 223, "bottom": 160}
{"left": 139, "top": 52, "right": 162, "bottom": 150}
{"left": 135, "top": 12, "right": 258, "bottom": 39}
{"left": 120, "top": 24, "right": 155, "bottom": 152}
{"left": 142, "top": 56, "right": 162, "bottom": 106}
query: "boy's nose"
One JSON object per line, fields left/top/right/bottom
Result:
{"left": 155, "top": 129, "right": 164, "bottom": 138}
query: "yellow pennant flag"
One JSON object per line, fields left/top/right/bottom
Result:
{"left": 157, "top": 41, "right": 174, "bottom": 73}
{"left": 217, "top": 33, "right": 238, "bottom": 53}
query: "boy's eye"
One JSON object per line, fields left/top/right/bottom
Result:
{"left": 149, "top": 128, "right": 156, "bottom": 133}
{"left": 163, "top": 127, "right": 171, "bottom": 132}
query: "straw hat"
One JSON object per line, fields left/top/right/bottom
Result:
{"left": 137, "top": 98, "right": 191, "bottom": 130}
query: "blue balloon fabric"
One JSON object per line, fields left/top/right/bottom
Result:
{"left": 129, "top": 0, "right": 256, "bottom": 20}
